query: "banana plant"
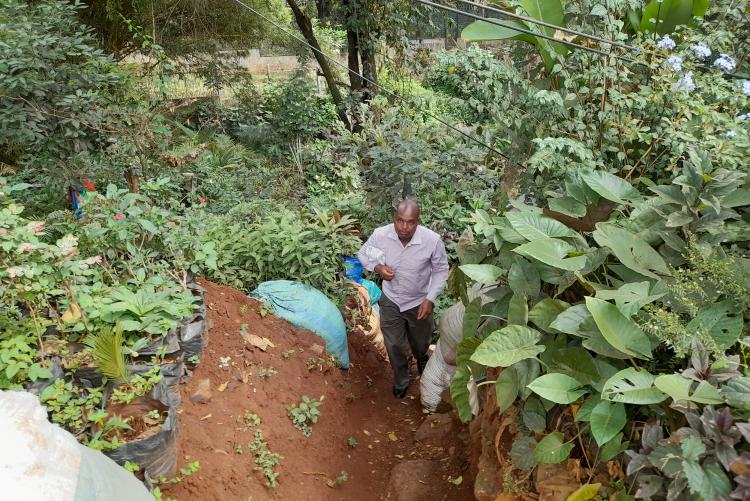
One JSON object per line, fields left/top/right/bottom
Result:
{"left": 629, "top": 0, "right": 709, "bottom": 35}
{"left": 461, "top": 0, "right": 569, "bottom": 71}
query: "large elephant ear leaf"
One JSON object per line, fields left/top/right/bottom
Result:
{"left": 533, "top": 431, "right": 574, "bottom": 464}
{"left": 580, "top": 170, "right": 641, "bottom": 205}
{"left": 654, "top": 374, "right": 724, "bottom": 404}
{"left": 470, "top": 326, "right": 545, "bottom": 367}
{"left": 586, "top": 297, "right": 653, "bottom": 359}
{"left": 451, "top": 337, "right": 484, "bottom": 423}
{"left": 592, "top": 224, "right": 671, "bottom": 279}
{"left": 526, "top": 373, "right": 589, "bottom": 404}
{"left": 686, "top": 300, "right": 743, "bottom": 351}
{"left": 461, "top": 19, "right": 538, "bottom": 45}
{"left": 513, "top": 237, "right": 587, "bottom": 271}
{"left": 601, "top": 368, "right": 668, "bottom": 404}
{"left": 459, "top": 264, "right": 505, "bottom": 285}
{"left": 640, "top": 0, "right": 705, "bottom": 34}
{"left": 505, "top": 211, "right": 580, "bottom": 241}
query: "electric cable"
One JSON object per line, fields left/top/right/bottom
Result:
{"left": 227, "top": 0, "right": 511, "bottom": 159}
{"left": 454, "top": 0, "right": 638, "bottom": 53}
{"left": 416, "top": 0, "right": 639, "bottom": 63}
{"left": 430, "top": 0, "right": 749, "bottom": 79}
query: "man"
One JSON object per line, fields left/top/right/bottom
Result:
{"left": 357, "top": 200, "right": 449, "bottom": 399}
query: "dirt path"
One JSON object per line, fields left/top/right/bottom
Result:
{"left": 164, "top": 281, "right": 474, "bottom": 501}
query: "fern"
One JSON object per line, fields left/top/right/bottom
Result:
{"left": 83, "top": 325, "right": 130, "bottom": 384}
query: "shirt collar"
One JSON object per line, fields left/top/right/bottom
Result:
{"left": 387, "top": 224, "right": 423, "bottom": 246}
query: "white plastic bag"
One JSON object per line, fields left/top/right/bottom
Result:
{"left": 419, "top": 341, "right": 457, "bottom": 413}
{"left": 0, "top": 390, "right": 152, "bottom": 501}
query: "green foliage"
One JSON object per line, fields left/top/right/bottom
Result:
{"left": 39, "top": 379, "right": 125, "bottom": 448}
{"left": 109, "top": 366, "right": 162, "bottom": 405}
{"left": 83, "top": 324, "right": 130, "bottom": 384}
{"left": 262, "top": 76, "right": 341, "bottom": 140}
{"left": 634, "top": 0, "right": 709, "bottom": 34}
{"left": 461, "top": 0, "right": 569, "bottom": 71}
{"left": 237, "top": 413, "right": 282, "bottom": 489}
{"left": 453, "top": 141, "right": 749, "bottom": 494}
{"left": 626, "top": 406, "right": 743, "bottom": 499}
{"left": 287, "top": 395, "right": 322, "bottom": 437}
{"left": 0, "top": 0, "right": 125, "bottom": 174}
{"left": 189, "top": 206, "right": 360, "bottom": 296}
{"left": 428, "top": 39, "right": 749, "bottom": 190}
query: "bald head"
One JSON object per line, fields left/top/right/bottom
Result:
{"left": 393, "top": 199, "right": 420, "bottom": 243}
{"left": 395, "top": 199, "right": 420, "bottom": 218}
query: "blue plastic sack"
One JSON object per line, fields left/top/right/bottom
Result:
{"left": 250, "top": 280, "right": 349, "bottom": 368}
{"left": 360, "top": 278, "right": 382, "bottom": 305}
{"left": 342, "top": 256, "right": 363, "bottom": 282}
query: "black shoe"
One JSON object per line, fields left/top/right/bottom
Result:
{"left": 393, "top": 386, "right": 408, "bottom": 399}
{"left": 417, "top": 358, "right": 428, "bottom": 376}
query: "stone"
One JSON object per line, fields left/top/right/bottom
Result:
{"left": 310, "top": 343, "right": 325, "bottom": 355}
{"left": 386, "top": 460, "right": 439, "bottom": 501}
{"left": 190, "top": 378, "right": 212, "bottom": 404}
{"left": 415, "top": 412, "right": 455, "bottom": 445}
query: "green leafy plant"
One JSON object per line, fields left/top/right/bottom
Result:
{"left": 179, "top": 461, "right": 201, "bottom": 477}
{"left": 257, "top": 366, "right": 277, "bottom": 378}
{"left": 461, "top": 0, "right": 569, "bottom": 71}
{"left": 287, "top": 395, "right": 323, "bottom": 437}
{"left": 83, "top": 324, "right": 130, "bottom": 384}
{"left": 109, "top": 367, "right": 162, "bottom": 406}
{"left": 451, "top": 145, "right": 749, "bottom": 495}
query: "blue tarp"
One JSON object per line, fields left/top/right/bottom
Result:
{"left": 250, "top": 280, "right": 349, "bottom": 368}
{"left": 343, "top": 256, "right": 381, "bottom": 305}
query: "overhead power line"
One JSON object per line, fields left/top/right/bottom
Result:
{"left": 429, "top": 0, "right": 749, "bottom": 79}
{"left": 227, "top": 0, "right": 510, "bottom": 159}
{"left": 416, "top": 0, "right": 639, "bottom": 64}
{"left": 455, "top": 0, "right": 638, "bottom": 53}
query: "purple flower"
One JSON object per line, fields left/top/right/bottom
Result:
{"left": 725, "top": 130, "right": 736, "bottom": 139}
{"left": 740, "top": 81, "right": 750, "bottom": 96}
{"left": 674, "top": 71, "right": 696, "bottom": 92}
{"left": 691, "top": 43, "right": 711, "bottom": 59}
{"left": 656, "top": 35, "right": 676, "bottom": 50}
{"left": 713, "top": 54, "right": 736, "bottom": 73}
{"left": 665, "top": 55, "right": 683, "bottom": 72}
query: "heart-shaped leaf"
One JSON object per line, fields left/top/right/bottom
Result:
{"left": 527, "top": 373, "right": 589, "bottom": 404}
{"left": 470, "top": 326, "right": 545, "bottom": 367}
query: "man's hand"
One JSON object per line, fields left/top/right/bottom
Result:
{"left": 416, "top": 299, "right": 433, "bottom": 320}
{"left": 374, "top": 264, "right": 395, "bottom": 281}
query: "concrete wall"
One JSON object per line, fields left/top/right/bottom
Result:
{"left": 233, "top": 38, "right": 450, "bottom": 75}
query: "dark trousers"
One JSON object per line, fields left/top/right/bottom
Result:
{"left": 379, "top": 293, "right": 434, "bottom": 391}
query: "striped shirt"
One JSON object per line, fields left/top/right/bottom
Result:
{"left": 357, "top": 224, "right": 449, "bottom": 312}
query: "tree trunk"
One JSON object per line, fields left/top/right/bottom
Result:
{"left": 360, "top": 44, "right": 378, "bottom": 100}
{"left": 316, "top": 0, "right": 331, "bottom": 20}
{"left": 346, "top": 29, "right": 362, "bottom": 92}
{"left": 343, "top": 0, "right": 362, "bottom": 92}
{"left": 286, "top": 0, "right": 351, "bottom": 131}
{"left": 125, "top": 169, "right": 140, "bottom": 193}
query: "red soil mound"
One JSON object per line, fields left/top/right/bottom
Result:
{"left": 164, "top": 280, "right": 473, "bottom": 501}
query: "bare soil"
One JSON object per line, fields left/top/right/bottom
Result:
{"left": 164, "top": 280, "right": 474, "bottom": 501}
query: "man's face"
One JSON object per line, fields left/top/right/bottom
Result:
{"left": 394, "top": 207, "right": 419, "bottom": 241}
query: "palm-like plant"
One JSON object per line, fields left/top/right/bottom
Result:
{"left": 83, "top": 324, "right": 131, "bottom": 385}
